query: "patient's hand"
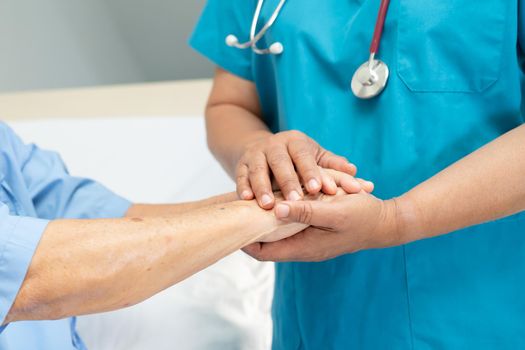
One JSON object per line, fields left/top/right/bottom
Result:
{"left": 316, "top": 168, "right": 374, "bottom": 195}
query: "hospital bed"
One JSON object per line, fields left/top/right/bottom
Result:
{"left": 0, "top": 81, "right": 274, "bottom": 350}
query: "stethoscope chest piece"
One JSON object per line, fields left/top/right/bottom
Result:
{"left": 351, "top": 59, "right": 389, "bottom": 99}
{"left": 351, "top": 0, "right": 392, "bottom": 99}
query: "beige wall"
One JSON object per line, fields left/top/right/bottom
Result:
{"left": 0, "top": 0, "right": 211, "bottom": 92}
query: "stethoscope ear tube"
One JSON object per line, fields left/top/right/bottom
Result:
{"left": 225, "top": 0, "right": 286, "bottom": 55}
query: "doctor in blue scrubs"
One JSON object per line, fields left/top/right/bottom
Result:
{"left": 191, "top": 0, "right": 525, "bottom": 348}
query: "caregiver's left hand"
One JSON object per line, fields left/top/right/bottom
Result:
{"left": 244, "top": 192, "right": 404, "bottom": 262}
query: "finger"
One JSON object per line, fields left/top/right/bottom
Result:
{"left": 266, "top": 144, "right": 304, "bottom": 201}
{"left": 242, "top": 243, "right": 262, "bottom": 258}
{"left": 357, "top": 178, "right": 375, "bottom": 193}
{"left": 318, "top": 150, "right": 357, "bottom": 176}
{"left": 245, "top": 229, "right": 337, "bottom": 262}
{"left": 236, "top": 163, "right": 254, "bottom": 200}
{"left": 288, "top": 141, "right": 322, "bottom": 194}
{"left": 248, "top": 152, "right": 275, "bottom": 209}
{"left": 320, "top": 168, "right": 337, "bottom": 195}
{"left": 274, "top": 199, "right": 332, "bottom": 227}
{"left": 322, "top": 168, "right": 362, "bottom": 194}
{"left": 243, "top": 231, "right": 312, "bottom": 262}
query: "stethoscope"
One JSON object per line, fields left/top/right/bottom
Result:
{"left": 225, "top": 0, "right": 392, "bottom": 99}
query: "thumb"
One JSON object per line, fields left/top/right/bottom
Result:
{"left": 275, "top": 200, "right": 332, "bottom": 226}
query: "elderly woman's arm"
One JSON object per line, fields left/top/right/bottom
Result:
{"left": 4, "top": 198, "right": 305, "bottom": 324}
{"left": 126, "top": 192, "right": 238, "bottom": 217}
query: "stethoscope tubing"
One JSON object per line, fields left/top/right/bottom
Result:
{"left": 370, "top": 0, "right": 391, "bottom": 55}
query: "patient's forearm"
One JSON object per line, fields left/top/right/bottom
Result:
{"left": 127, "top": 192, "right": 239, "bottom": 217}
{"left": 6, "top": 199, "right": 301, "bottom": 324}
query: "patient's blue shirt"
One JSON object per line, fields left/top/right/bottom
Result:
{"left": 0, "top": 122, "right": 131, "bottom": 349}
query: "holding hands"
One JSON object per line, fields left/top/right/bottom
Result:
{"left": 246, "top": 191, "right": 404, "bottom": 262}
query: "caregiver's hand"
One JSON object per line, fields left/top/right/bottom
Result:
{"left": 244, "top": 191, "right": 403, "bottom": 262}
{"left": 237, "top": 130, "right": 359, "bottom": 208}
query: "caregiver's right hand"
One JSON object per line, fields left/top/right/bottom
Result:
{"left": 236, "top": 130, "right": 358, "bottom": 209}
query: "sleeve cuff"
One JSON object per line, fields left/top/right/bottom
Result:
{"left": 93, "top": 194, "right": 132, "bottom": 219}
{"left": 0, "top": 215, "right": 49, "bottom": 326}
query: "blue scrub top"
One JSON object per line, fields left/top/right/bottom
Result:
{"left": 0, "top": 122, "right": 131, "bottom": 349}
{"left": 191, "top": 1, "right": 525, "bottom": 348}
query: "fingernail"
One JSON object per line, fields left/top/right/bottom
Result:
{"left": 308, "top": 179, "right": 320, "bottom": 191}
{"left": 261, "top": 194, "right": 273, "bottom": 206}
{"left": 241, "top": 190, "right": 252, "bottom": 199}
{"left": 288, "top": 190, "right": 301, "bottom": 201}
{"left": 275, "top": 204, "right": 290, "bottom": 218}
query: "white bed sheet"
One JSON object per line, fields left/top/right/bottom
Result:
{"left": 9, "top": 116, "right": 274, "bottom": 350}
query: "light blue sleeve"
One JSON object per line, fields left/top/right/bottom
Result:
{"left": 13, "top": 135, "right": 132, "bottom": 220}
{"left": 0, "top": 203, "right": 49, "bottom": 330}
{"left": 189, "top": 0, "right": 256, "bottom": 80}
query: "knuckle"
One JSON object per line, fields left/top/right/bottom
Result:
{"left": 300, "top": 168, "right": 319, "bottom": 180}
{"left": 236, "top": 177, "right": 249, "bottom": 189}
{"left": 281, "top": 130, "right": 304, "bottom": 143}
{"left": 248, "top": 164, "right": 268, "bottom": 176}
{"left": 317, "top": 149, "right": 330, "bottom": 161}
{"left": 290, "top": 130, "right": 306, "bottom": 139}
{"left": 298, "top": 202, "right": 314, "bottom": 224}
{"left": 278, "top": 177, "right": 299, "bottom": 190}
{"left": 265, "top": 140, "right": 279, "bottom": 151}
{"left": 236, "top": 172, "right": 249, "bottom": 181}
{"left": 238, "top": 155, "right": 249, "bottom": 166}
{"left": 242, "top": 146, "right": 258, "bottom": 157}
{"left": 292, "top": 148, "right": 314, "bottom": 162}
{"left": 287, "top": 130, "right": 305, "bottom": 139}
{"left": 236, "top": 167, "right": 249, "bottom": 179}
{"left": 322, "top": 149, "right": 334, "bottom": 158}
{"left": 235, "top": 162, "right": 246, "bottom": 175}
{"left": 267, "top": 152, "right": 291, "bottom": 168}
{"left": 246, "top": 150, "right": 265, "bottom": 161}
{"left": 337, "top": 155, "right": 349, "bottom": 163}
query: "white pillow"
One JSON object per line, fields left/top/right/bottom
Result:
{"left": 10, "top": 116, "right": 274, "bottom": 350}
